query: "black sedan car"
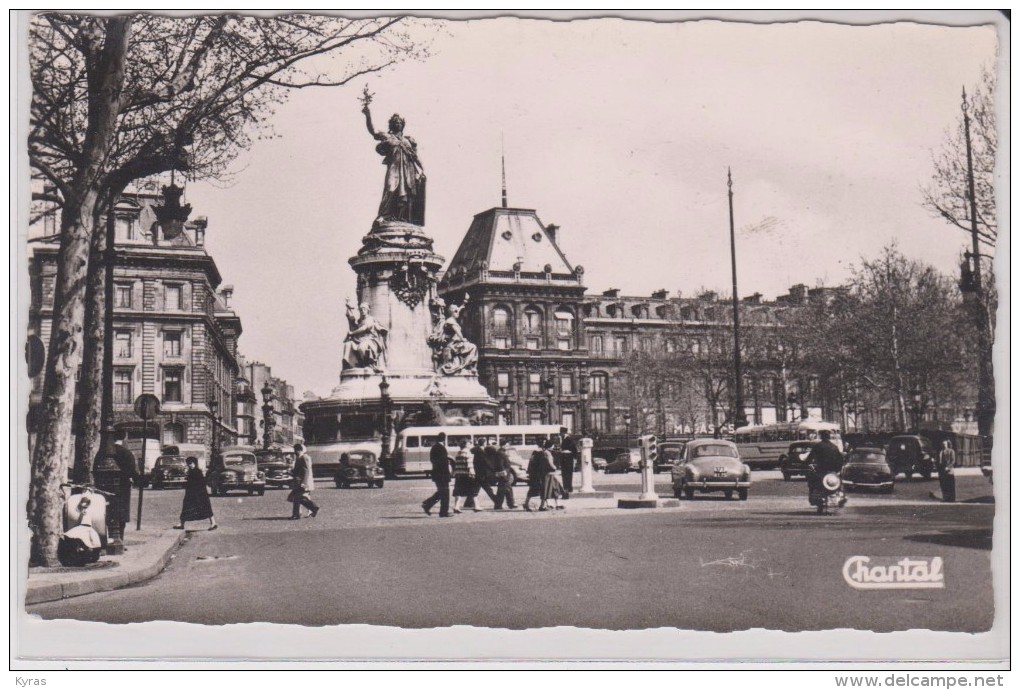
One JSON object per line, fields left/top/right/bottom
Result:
{"left": 841, "top": 447, "right": 895, "bottom": 493}
{"left": 886, "top": 435, "right": 936, "bottom": 480}
{"left": 779, "top": 441, "right": 816, "bottom": 481}
{"left": 255, "top": 449, "right": 295, "bottom": 489}
{"left": 334, "top": 450, "right": 385, "bottom": 489}
{"left": 149, "top": 455, "right": 188, "bottom": 489}
{"left": 656, "top": 442, "right": 686, "bottom": 473}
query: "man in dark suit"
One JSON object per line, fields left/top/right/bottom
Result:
{"left": 558, "top": 431, "right": 578, "bottom": 497}
{"left": 471, "top": 438, "right": 500, "bottom": 508}
{"left": 422, "top": 432, "right": 452, "bottom": 517}
{"left": 492, "top": 439, "right": 518, "bottom": 510}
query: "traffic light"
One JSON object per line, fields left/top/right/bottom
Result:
{"left": 638, "top": 434, "right": 657, "bottom": 469}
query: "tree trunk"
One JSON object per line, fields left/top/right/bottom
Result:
{"left": 28, "top": 196, "right": 99, "bottom": 566}
{"left": 28, "top": 17, "right": 132, "bottom": 567}
{"left": 72, "top": 210, "right": 108, "bottom": 483}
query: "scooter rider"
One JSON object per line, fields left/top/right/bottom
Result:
{"left": 805, "top": 429, "right": 844, "bottom": 495}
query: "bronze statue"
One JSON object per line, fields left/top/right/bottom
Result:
{"left": 361, "top": 88, "right": 426, "bottom": 226}
{"left": 427, "top": 298, "right": 478, "bottom": 376}
{"left": 342, "top": 299, "right": 388, "bottom": 372}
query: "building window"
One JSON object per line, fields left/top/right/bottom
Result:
{"left": 590, "top": 410, "right": 608, "bottom": 432}
{"left": 114, "top": 330, "right": 132, "bottom": 358}
{"left": 163, "top": 331, "right": 183, "bottom": 358}
{"left": 116, "top": 216, "right": 136, "bottom": 241}
{"left": 665, "top": 339, "right": 676, "bottom": 353}
{"left": 528, "top": 409, "right": 544, "bottom": 425}
{"left": 163, "top": 422, "right": 185, "bottom": 446}
{"left": 165, "top": 284, "right": 183, "bottom": 311}
{"left": 163, "top": 368, "right": 183, "bottom": 402}
{"left": 523, "top": 308, "right": 542, "bottom": 335}
{"left": 492, "top": 336, "right": 510, "bottom": 350}
{"left": 640, "top": 337, "right": 652, "bottom": 352}
{"left": 560, "top": 374, "right": 573, "bottom": 395}
{"left": 590, "top": 373, "right": 608, "bottom": 399}
{"left": 114, "top": 283, "right": 132, "bottom": 309}
{"left": 591, "top": 335, "right": 603, "bottom": 353}
{"left": 554, "top": 310, "right": 574, "bottom": 335}
{"left": 615, "top": 336, "right": 628, "bottom": 354}
{"left": 525, "top": 338, "right": 540, "bottom": 350}
{"left": 561, "top": 410, "right": 575, "bottom": 433}
{"left": 528, "top": 373, "right": 542, "bottom": 396}
{"left": 113, "top": 369, "right": 133, "bottom": 405}
{"left": 492, "top": 306, "right": 512, "bottom": 332}
{"left": 557, "top": 338, "right": 571, "bottom": 351}
{"left": 497, "top": 372, "right": 511, "bottom": 396}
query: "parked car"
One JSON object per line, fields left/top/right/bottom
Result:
{"left": 334, "top": 450, "right": 385, "bottom": 488}
{"left": 841, "top": 447, "right": 894, "bottom": 493}
{"left": 149, "top": 455, "right": 188, "bottom": 489}
{"left": 505, "top": 448, "right": 530, "bottom": 486}
{"left": 656, "top": 441, "right": 686, "bottom": 473}
{"left": 671, "top": 439, "right": 751, "bottom": 500}
{"left": 208, "top": 447, "right": 266, "bottom": 496}
{"left": 255, "top": 449, "right": 295, "bottom": 489}
{"left": 593, "top": 456, "right": 608, "bottom": 472}
{"left": 885, "top": 435, "right": 936, "bottom": 480}
{"left": 779, "top": 441, "right": 817, "bottom": 481}
{"left": 604, "top": 449, "right": 641, "bottom": 474}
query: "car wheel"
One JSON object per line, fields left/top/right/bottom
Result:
{"left": 673, "top": 485, "right": 682, "bottom": 499}
{"left": 258, "top": 488, "right": 265, "bottom": 496}
{"left": 684, "top": 486, "right": 695, "bottom": 501}
{"left": 781, "top": 471, "right": 791, "bottom": 482}
{"left": 248, "top": 489, "right": 254, "bottom": 496}
{"left": 816, "top": 504, "right": 825, "bottom": 515}
{"left": 737, "top": 488, "right": 748, "bottom": 501}
{"left": 724, "top": 490, "right": 734, "bottom": 500}
{"left": 920, "top": 469, "right": 932, "bottom": 481}
{"left": 376, "top": 480, "right": 385, "bottom": 489}
{"left": 334, "top": 480, "right": 343, "bottom": 489}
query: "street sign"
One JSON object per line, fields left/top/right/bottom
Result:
{"left": 134, "top": 394, "right": 161, "bottom": 420}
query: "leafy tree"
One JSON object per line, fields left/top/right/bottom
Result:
{"left": 27, "top": 12, "right": 428, "bottom": 565}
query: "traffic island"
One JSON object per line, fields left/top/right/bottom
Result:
{"left": 617, "top": 497, "right": 681, "bottom": 509}
{"left": 570, "top": 490, "right": 615, "bottom": 499}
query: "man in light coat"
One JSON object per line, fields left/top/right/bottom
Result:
{"left": 290, "top": 442, "right": 320, "bottom": 519}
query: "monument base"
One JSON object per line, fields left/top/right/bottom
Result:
{"left": 617, "top": 497, "right": 681, "bottom": 509}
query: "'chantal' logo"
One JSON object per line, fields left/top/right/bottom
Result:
{"left": 842, "top": 556, "right": 945, "bottom": 590}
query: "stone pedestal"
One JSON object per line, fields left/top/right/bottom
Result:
{"left": 302, "top": 220, "right": 495, "bottom": 450}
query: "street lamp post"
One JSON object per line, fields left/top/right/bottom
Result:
{"left": 911, "top": 388, "right": 922, "bottom": 433}
{"left": 544, "top": 375, "right": 556, "bottom": 425}
{"left": 787, "top": 392, "right": 798, "bottom": 423}
{"left": 209, "top": 398, "right": 220, "bottom": 458}
{"left": 260, "top": 382, "right": 275, "bottom": 450}
{"left": 727, "top": 169, "right": 748, "bottom": 430}
{"left": 623, "top": 411, "right": 632, "bottom": 445}
{"left": 500, "top": 395, "right": 513, "bottom": 425}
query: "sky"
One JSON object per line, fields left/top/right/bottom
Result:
{"left": 170, "top": 13, "right": 1001, "bottom": 397}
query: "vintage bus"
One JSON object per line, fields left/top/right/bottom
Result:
{"left": 733, "top": 420, "right": 843, "bottom": 469}
{"left": 390, "top": 425, "right": 566, "bottom": 476}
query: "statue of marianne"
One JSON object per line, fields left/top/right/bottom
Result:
{"left": 362, "top": 100, "right": 426, "bottom": 226}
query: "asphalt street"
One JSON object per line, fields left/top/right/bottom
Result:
{"left": 27, "top": 470, "right": 995, "bottom": 631}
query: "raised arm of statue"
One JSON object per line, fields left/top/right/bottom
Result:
{"left": 362, "top": 104, "right": 383, "bottom": 140}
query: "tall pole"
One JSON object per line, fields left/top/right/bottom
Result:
{"left": 962, "top": 87, "right": 995, "bottom": 438}
{"left": 728, "top": 169, "right": 747, "bottom": 429}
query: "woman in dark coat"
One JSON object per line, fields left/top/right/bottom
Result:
{"left": 523, "top": 446, "right": 551, "bottom": 512}
{"left": 174, "top": 457, "right": 217, "bottom": 530}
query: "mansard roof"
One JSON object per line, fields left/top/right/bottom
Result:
{"left": 440, "top": 207, "right": 580, "bottom": 290}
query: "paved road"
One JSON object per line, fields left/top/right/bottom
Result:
{"left": 28, "top": 471, "right": 995, "bottom": 631}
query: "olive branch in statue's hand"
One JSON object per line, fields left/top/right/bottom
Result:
{"left": 359, "top": 84, "right": 375, "bottom": 111}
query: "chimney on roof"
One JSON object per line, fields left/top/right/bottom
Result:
{"left": 603, "top": 288, "right": 620, "bottom": 298}
{"left": 651, "top": 289, "right": 669, "bottom": 300}
{"left": 787, "top": 284, "right": 808, "bottom": 304}
{"left": 546, "top": 224, "right": 559, "bottom": 244}
{"left": 219, "top": 285, "right": 233, "bottom": 307}
{"left": 742, "top": 292, "right": 762, "bottom": 304}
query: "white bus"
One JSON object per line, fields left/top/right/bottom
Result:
{"left": 734, "top": 420, "right": 843, "bottom": 469}
{"left": 391, "top": 425, "right": 566, "bottom": 476}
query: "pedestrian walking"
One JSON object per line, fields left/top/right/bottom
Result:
{"left": 95, "top": 434, "right": 140, "bottom": 540}
{"left": 559, "top": 431, "right": 577, "bottom": 497}
{"left": 522, "top": 447, "right": 548, "bottom": 512}
{"left": 491, "top": 439, "right": 517, "bottom": 510}
{"left": 422, "top": 432, "right": 452, "bottom": 517}
{"left": 451, "top": 438, "right": 481, "bottom": 513}
{"left": 472, "top": 438, "right": 501, "bottom": 507}
{"left": 288, "top": 442, "right": 319, "bottom": 519}
{"left": 931, "top": 440, "right": 957, "bottom": 503}
{"left": 173, "top": 457, "right": 217, "bottom": 531}
{"left": 541, "top": 439, "right": 565, "bottom": 511}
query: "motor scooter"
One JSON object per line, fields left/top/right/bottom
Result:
{"left": 57, "top": 484, "right": 111, "bottom": 567}
{"left": 808, "top": 468, "right": 847, "bottom": 515}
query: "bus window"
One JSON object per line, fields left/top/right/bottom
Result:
{"left": 479, "top": 434, "right": 498, "bottom": 446}
{"left": 405, "top": 436, "right": 420, "bottom": 448}
{"left": 421, "top": 435, "right": 440, "bottom": 448}
{"left": 448, "top": 434, "right": 472, "bottom": 447}
{"left": 499, "top": 433, "right": 524, "bottom": 446}
{"left": 524, "top": 433, "right": 548, "bottom": 446}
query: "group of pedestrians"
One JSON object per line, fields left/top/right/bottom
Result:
{"left": 422, "top": 432, "right": 577, "bottom": 518}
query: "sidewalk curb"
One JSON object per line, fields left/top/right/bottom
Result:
{"left": 25, "top": 530, "right": 186, "bottom": 606}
